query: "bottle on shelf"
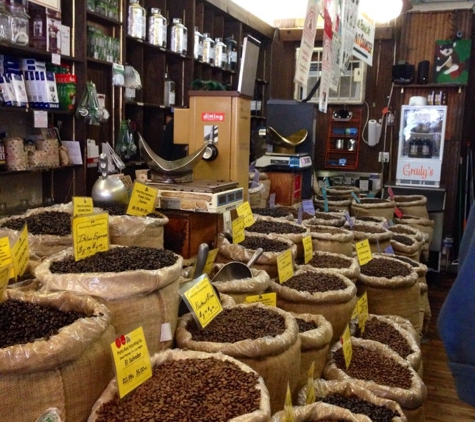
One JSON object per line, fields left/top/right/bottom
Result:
{"left": 224, "top": 35, "right": 238, "bottom": 71}
{"left": 193, "top": 26, "right": 203, "bottom": 61}
{"left": 0, "top": 0, "right": 12, "bottom": 43}
{"left": 214, "top": 37, "right": 227, "bottom": 69}
{"left": 164, "top": 72, "right": 175, "bottom": 107}
{"left": 127, "top": 0, "right": 146, "bottom": 41}
{"left": 8, "top": 1, "right": 29, "bottom": 46}
{"left": 202, "top": 33, "right": 214, "bottom": 65}
{"left": 147, "top": 7, "right": 167, "bottom": 48}
{"left": 170, "top": 18, "right": 187, "bottom": 55}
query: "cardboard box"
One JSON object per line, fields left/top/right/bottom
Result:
{"left": 61, "top": 25, "right": 70, "bottom": 56}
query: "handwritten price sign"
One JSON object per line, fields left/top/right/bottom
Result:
{"left": 127, "top": 182, "right": 158, "bottom": 216}
{"left": 72, "top": 213, "right": 109, "bottom": 261}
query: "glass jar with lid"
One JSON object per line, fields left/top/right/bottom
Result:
{"left": 202, "top": 33, "right": 214, "bottom": 65}
{"left": 214, "top": 37, "right": 227, "bottom": 69}
{"left": 8, "top": 1, "right": 29, "bottom": 46}
{"left": 147, "top": 7, "right": 167, "bottom": 47}
{"left": 193, "top": 26, "right": 203, "bottom": 61}
{"left": 127, "top": 0, "right": 146, "bottom": 40}
{"left": 0, "top": 0, "right": 11, "bottom": 43}
{"left": 170, "top": 18, "right": 187, "bottom": 55}
{"left": 224, "top": 35, "right": 238, "bottom": 71}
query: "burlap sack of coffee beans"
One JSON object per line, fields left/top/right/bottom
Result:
{"left": 388, "top": 225, "right": 425, "bottom": 262}
{"left": 344, "top": 221, "right": 393, "bottom": 255}
{"left": 88, "top": 349, "right": 272, "bottom": 422}
{"left": 290, "top": 312, "right": 333, "bottom": 389}
{"left": 0, "top": 290, "right": 115, "bottom": 422}
{"left": 269, "top": 268, "right": 357, "bottom": 344}
{"left": 306, "top": 224, "right": 354, "bottom": 257}
{"left": 272, "top": 400, "right": 371, "bottom": 421}
{"left": 297, "top": 379, "right": 406, "bottom": 422}
{"left": 315, "top": 194, "right": 352, "bottom": 213}
{"left": 305, "top": 210, "right": 347, "bottom": 228}
{"left": 252, "top": 206, "right": 295, "bottom": 221}
{"left": 175, "top": 303, "right": 301, "bottom": 415}
{"left": 357, "top": 255, "right": 421, "bottom": 335}
{"left": 394, "top": 215, "right": 434, "bottom": 261}
{"left": 300, "top": 250, "right": 360, "bottom": 283}
{"left": 216, "top": 231, "right": 298, "bottom": 279}
{"left": 35, "top": 245, "right": 183, "bottom": 355}
{"left": 325, "top": 185, "right": 361, "bottom": 200}
{"left": 354, "top": 215, "right": 389, "bottom": 226}
{"left": 350, "top": 197, "right": 397, "bottom": 222}
{"left": 324, "top": 337, "right": 427, "bottom": 422}
{"left": 392, "top": 195, "right": 430, "bottom": 219}
{"left": 7, "top": 261, "right": 40, "bottom": 292}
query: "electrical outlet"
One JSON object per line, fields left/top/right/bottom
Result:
{"left": 354, "top": 67, "right": 363, "bottom": 82}
{"left": 378, "top": 152, "right": 390, "bottom": 163}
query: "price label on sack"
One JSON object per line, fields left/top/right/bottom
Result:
{"left": 357, "top": 292, "right": 369, "bottom": 333}
{"left": 277, "top": 249, "right": 294, "bottom": 284}
{"left": 73, "top": 196, "right": 94, "bottom": 217}
{"left": 340, "top": 324, "right": 353, "bottom": 369}
{"left": 236, "top": 201, "right": 255, "bottom": 228}
{"left": 232, "top": 216, "right": 245, "bottom": 244}
{"left": 72, "top": 212, "right": 109, "bottom": 261}
{"left": 305, "top": 361, "right": 316, "bottom": 405}
{"left": 302, "top": 235, "right": 313, "bottom": 264}
{"left": 0, "top": 236, "right": 13, "bottom": 272}
{"left": 11, "top": 225, "right": 29, "bottom": 279}
{"left": 203, "top": 248, "right": 218, "bottom": 275}
{"left": 0, "top": 263, "right": 11, "bottom": 302}
{"left": 244, "top": 292, "right": 277, "bottom": 307}
{"left": 355, "top": 239, "right": 372, "bottom": 266}
{"left": 110, "top": 327, "right": 153, "bottom": 399}
{"left": 127, "top": 182, "right": 158, "bottom": 216}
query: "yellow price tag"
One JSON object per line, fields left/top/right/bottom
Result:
{"left": 0, "top": 263, "right": 11, "bottom": 302}
{"left": 12, "top": 225, "right": 29, "bottom": 278}
{"left": 351, "top": 303, "right": 359, "bottom": 320}
{"left": 73, "top": 196, "right": 94, "bottom": 216}
{"left": 203, "top": 248, "right": 218, "bottom": 275}
{"left": 0, "top": 237, "right": 13, "bottom": 281}
{"left": 110, "top": 327, "right": 153, "bottom": 399}
{"left": 72, "top": 213, "right": 109, "bottom": 261}
{"left": 236, "top": 201, "right": 255, "bottom": 228}
{"left": 232, "top": 216, "right": 245, "bottom": 244}
{"left": 302, "top": 235, "right": 313, "bottom": 264}
{"left": 277, "top": 249, "right": 294, "bottom": 284}
{"left": 182, "top": 275, "right": 223, "bottom": 329}
{"left": 341, "top": 324, "right": 353, "bottom": 369}
{"left": 126, "top": 182, "right": 158, "bottom": 216}
{"left": 305, "top": 361, "right": 316, "bottom": 405}
{"left": 357, "top": 292, "right": 369, "bottom": 333}
{"left": 244, "top": 292, "right": 277, "bottom": 307}
{"left": 355, "top": 239, "right": 372, "bottom": 266}
{"left": 284, "top": 381, "right": 295, "bottom": 422}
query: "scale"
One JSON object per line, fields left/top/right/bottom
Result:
{"left": 255, "top": 152, "right": 312, "bottom": 171}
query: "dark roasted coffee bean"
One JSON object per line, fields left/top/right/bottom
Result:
{"left": 1, "top": 211, "right": 71, "bottom": 235}
{"left": 240, "top": 236, "right": 290, "bottom": 253}
{"left": 306, "top": 254, "right": 352, "bottom": 269}
{"left": 284, "top": 271, "right": 347, "bottom": 293}
{"left": 296, "top": 318, "right": 318, "bottom": 332}
{"left": 360, "top": 257, "right": 412, "bottom": 278}
{"left": 247, "top": 220, "right": 306, "bottom": 235}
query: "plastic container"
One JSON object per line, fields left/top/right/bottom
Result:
{"left": 127, "top": 0, "right": 146, "bottom": 40}
{"left": 170, "top": 18, "right": 187, "bottom": 55}
{"left": 147, "top": 7, "right": 167, "bottom": 47}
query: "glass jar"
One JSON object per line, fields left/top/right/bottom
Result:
{"left": 8, "top": 2, "right": 29, "bottom": 46}
{"left": 224, "top": 35, "right": 238, "bottom": 71}
{"left": 193, "top": 26, "right": 203, "bottom": 61}
{"left": 170, "top": 18, "right": 187, "bottom": 55}
{"left": 0, "top": 0, "right": 11, "bottom": 43}
{"left": 163, "top": 72, "right": 175, "bottom": 107}
{"left": 127, "top": 0, "right": 146, "bottom": 40}
{"left": 214, "top": 37, "right": 227, "bottom": 69}
{"left": 147, "top": 7, "right": 167, "bottom": 47}
{"left": 202, "top": 33, "right": 214, "bottom": 65}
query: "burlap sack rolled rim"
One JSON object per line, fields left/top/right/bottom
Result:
{"left": 300, "top": 250, "right": 360, "bottom": 281}
{"left": 289, "top": 312, "right": 333, "bottom": 352}
{"left": 357, "top": 255, "right": 418, "bottom": 288}
{"left": 344, "top": 222, "right": 393, "bottom": 243}
{"left": 107, "top": 210, "right": 169, "bottom": 237}
{"left": 211, "top": 266, "right": 271, "bottom": 295}
{"left": 307, "top": 224, "right": 355, "bottom": 244}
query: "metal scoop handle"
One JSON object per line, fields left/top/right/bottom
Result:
{"left": 246, "top": 248, "right": 263, "bottom": 268}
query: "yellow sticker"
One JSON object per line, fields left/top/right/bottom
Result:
{"left": 357, "top": 292, "right": 369, "bottom": 333}
{"left": 73, "top": 196, "right": 94, "bottom": 217}
{"left": 0, "top": 263, "right": 11, "bottom": 302}
{"left": 302, "top": 235, "right": 313, "bottom": 264}
{"left": 0, "top": 237, "right": 13, "bottom": 269}
{"left": 232, "top": 216, "right": 245, "bottom": 244}
{"left": 305, "top": 361, "right": 316, "bottom": 405}
{"left": 355, "top": 239, "right": 372, "bottom": 266}
{"left": 277, "top": 249, "right": 294, "bottom": 284}
{"left": 284, "top": 381, "right": 295, "bottom": 422}
{"left": 351, "top": 303, "right": 359, "bottom": 320}
{"left": 244, "top": 292, "right": 277, "bottom": 307}
{"left": 72, "top": 212, "right": 109, "bottom": 261}
{"left": 236, "top": 201, "right": 255, "bottom": 228}
{"left": 126, "top": 182, "right": 158, "bottom": 216}
{"left": 110, "top": 327, "right": 153, "bottom": 399}
{"left": 341, "top": 324, "right": 353, "bottom": 369}
{"left": 182, "top": 275, "right": 223, "bottom": 329}
{"left": 203, "top": 248, "right": 218, "bottom": 275}
{"left": 12, "top": 225, "right": 29, "bottom": 278}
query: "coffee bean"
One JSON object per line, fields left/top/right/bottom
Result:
{"left": 1, "top": 211, "right": 71, "bottom": 235}
{"left": 360, "top": 256, "right": 412, "bottom": 278}
{"left": 284, "top": 271, "right": 347, "bottom": 293}
{"left": 296, "top": 318, "right": 318, "bottom": 332}
{"left": 247, "top": 220, "right": 306, "bottom": 235}
{"left": 240, "top": 236, "right": 290, "bottom": 253}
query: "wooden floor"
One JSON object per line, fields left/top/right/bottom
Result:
{"left": 421, "top": 271, "right": 475, "bottom": 421}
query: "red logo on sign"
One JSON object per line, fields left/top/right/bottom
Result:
{"left": 202, "top": 112, "right": 225, "bottom": 122}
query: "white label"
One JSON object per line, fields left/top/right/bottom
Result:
{"left": 34, "top": 110, "right": 48, "bottom": 128}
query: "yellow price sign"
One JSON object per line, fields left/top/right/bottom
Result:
{"left": 0, "top": 236, "right": 13, "bottom": 269}
{"left": 232, "top": 216, "right": 245, "bottom": 244}
{"left": 72, "top": 212, "right": 109, "bottom": 261}
{"left": 126, "top": 182, "right": 158, "bottom": 216}
{"left": 357, "top": 292, "right": 369, "bottom": 333}
{"left": 236, "top": 201, "right": 255, "bottom": 228}
{"left": 305, "top": 361, "right": 316, "bottom": 405}
{"left": 12, "top": 225, "right": 29, "bottom": 278}
{"left": 0, "top": 263, "right": 11, "bottom": 302}
{"left": 203, "top": 248, "right": 218, "bottom": 275}
{"left": 73, "top": 196, "right": 94, "bottom": 216}
{"left": 182, "top": 275, "right": 223, "bottom": 329}
{"left": 110, "top": 326, "right": 153, "bottom": 399}
{"left": 341, "top": 324, "right": 353, "bottom": 369}
{"left": 302, "top": 235, "right": 313, "bottom": 264}
{"left": 284, "top": 381, "right": 295, "bottom": 422}
{"left": 277, "top": 249, "right": 294, "bottom": 284}
{"left": 355, "top": 239, "right": 372, "bottom": 266}
{"left": 244, "top": 292, "right": 277, "bottom": 307}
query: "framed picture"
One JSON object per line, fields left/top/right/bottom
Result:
{"left": 434, "top": 39, "right": 471, "bottom": 85}
{"left": 28, "top": 0, "right": 60, "bottom": 12}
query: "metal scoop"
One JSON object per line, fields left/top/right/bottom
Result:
{"left": 212, "top": 248, "right": 264, "bottom": 283}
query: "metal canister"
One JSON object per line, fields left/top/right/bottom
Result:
{"left": 170, "top": 18, "right": 187, "bottom": 55}
{"left": 147, "top": 8, "right": 167, "bottom": 47}
{"left": 202, "top": 33, "right": 214, "bottom": 64}
{"left": 193, "top": 26, "right": 203, "bottom": 60}
{"left": 127, "top": 0, "right": 146, "bottom": 40}
{"left": 214, "top": 37, "right": 227, "bottom": 69}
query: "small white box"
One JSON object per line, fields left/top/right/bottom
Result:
{"left": 61, "top": 25, "right": 70, "bottom": 56}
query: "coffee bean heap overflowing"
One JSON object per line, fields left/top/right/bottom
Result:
{"left": 252, "top": 207, "right": 293, "bottom": 218}
{"left": 50, "top": 247, "right": 177, "bottom": 274}
{"left": 0, "top": 300, "right": 90, "bottom": 348}
{"left": 296, "top": 318, "right": 318, "bottom": 333}
{"left": 392, "top": 234, "right": 414, "bottom": 246}
{"left": 247, "top": 220, "right": 306, "bottom": 235}
{"left": 306, "top": 254, "right": 352, "bottom": 269}
{"left": 1, "top": 211, "right": 71, "bottom": 235}
{"left": 333, "top": 345, "right": 413, "bottom": 389}
{"left": 93, "top": 358, "right": 261, "bottom": 422}
{"left": 240, "top": 236, "right": 290, "bottom": 253}
{"left": 360, "top": 319, "right": 414, "bottom": 359}
{"left": 284, "top": 272, "right": 347, "bottom": 293}
{"left": 322, "top": 394, "right": 401, "bottom": 422}
{"left": 187, "top": 307, "right": 285, "bottom": 343}
{"left": 360, "top": 258, "right": 412, "bottom": 278}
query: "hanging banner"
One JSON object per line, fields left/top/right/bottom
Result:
{"left": 353, "top": 10, "right": 375, "bottom": 66}
{"left": 319, "top": 0, "right": 333, "bottom": 113}
{"left": 339, "top": 0, "right": 361, "bottom": 70}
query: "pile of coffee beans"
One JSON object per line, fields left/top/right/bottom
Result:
{"left": 247, "top": 220, "right": 306, "bottom": 235}
{"left": 306, "top": 254, "right": 352, "bottom": 269}
{"left": 240, "top": 236, "right": 290, "bottom": 253}
{"left": 1, "top": 211, "right": 71, "bottom": 235}
{"left": 389, "top": 255, "right": 418, "bottom": 268}
{"left": 392, "top": 234, "right": 414, "bottom": 246}
{"left": 8, "top": 270, "right": 34, "bottom": 285}
{"left": 101, "top": 204, "right": 160, "bottom": 218}
{"left": 296, "top": 318, "right": 318, "bottom": 332}
{"left": 321, "top": 394, "right": 401, "bottom": 422}
{"left": 316, "top": 195, "right": 348, "bottom": 202}
{"left": 333, "top": 345, "right": 413, "bottom": 389}
{"left": 360, "top": 257, "right": 412, "bottom": 278}
{"left": 93, "top": 357, "right": 261, "bottom": 422}
{"left": 310, "top": 226, "right": 348, "bottom": 235}
{"left": 0, "top": 299, "right": 91, "bottom": 348}
{"left": 252, "top": 207, "right": 293, "bottom": 218}
{"left": 50, "top": 247, "right": 177, "bottom": 274}
{"left": 187, "top": 307, "right": 285, "bottom": 343}
{"left": 314, "top": 212, "right": 344, "bottom": 221}
{"left": 348, "top": 223, "right": 386, "bottom": 234}
{"left": 356, "top": 216, "right": 385, "bottom": 223}
{"left": 284, "top": 271, "right": 347, "bottom": 293}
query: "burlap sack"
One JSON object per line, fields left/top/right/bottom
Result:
{"left": 394, "top": 215, "right": 435, "bottom": 260}
{"left": 108, "top": 211, "right": 169, "bottom": 249}
{"left": 290, "top": 312, "right": 333, "bottom": 389}
{"left": 1, "top": 290, "right": 115, "bottom": 422}
{"left": 297, "top": 379, "right": 407, "bottom": 422}
{"left": 324, "top": 338, "right": 427, "bottom": 421}
{"left": 306, "top": 211, "right": 347, "bottom": 227}
{"left": 272, "top": 401, "right": 370, "bottom": 421}
{"left": 315, "top": 195, "right": 352, "bottom": 213}
{"left": 388, "top": 224, "right": 426, "bottom": 261}
{"left": 306, "top": 225, "right": 354, "bottom": 257}
{"left": 345, "top": 221, "right": 393, "bottom": 254}
{"left": 300, "top": 250, "right": 360, "bottom": 282}
{"left": 269, "top": 268, "right": 357, "bottom": 343}
{"left": 175, "top": 303, "right": 301, "bottom": 415}
{"left": 354, "top": 215, "right": 388, "bottom": 226}
{"left": 249, "top": 171, "right": 271, "bottom": 209}
{"left": 357, "top": 255, "right": 421, "bottom": 334}
{"left": 325, "top": 185, "right": 361, "bottom": 199}
{"left": 88, "top": 349, "right": 271, "bottom": 422}
{"left": 350, "top": 198, "right": 397, "bottom": 221}
{"left": 393, "top": 195, "right": 429, "bottom": 219}
{"left": 35, "top": 245, "right": 183, "bottom": 355}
